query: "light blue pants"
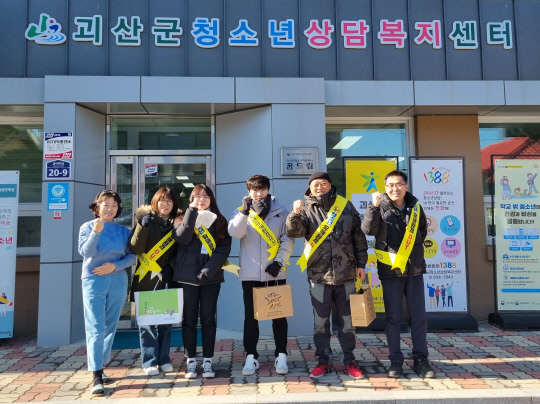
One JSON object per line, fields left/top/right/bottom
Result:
{"left": 82, "top": 272, "right": 128, "bottom": 371}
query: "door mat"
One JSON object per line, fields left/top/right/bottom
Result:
{"left": 112, "top": 328, "right": 202, "bottom": 350}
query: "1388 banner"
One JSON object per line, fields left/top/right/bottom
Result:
{"left": 410, "top": 159, "right": 469, "bottom": 313}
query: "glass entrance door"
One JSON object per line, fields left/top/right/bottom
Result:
{"left": 110, "top": 155, "right": 211, "bottom": 328}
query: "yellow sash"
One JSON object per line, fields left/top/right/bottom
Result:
{"left": 374, "top": 202, "right": 420, "bottom": 274}
{"left": 135, "top": 230, "right": 175, "bottom": 281}
{"left": 196, "top": 225, "right": 240, "bottom": 276}
{"left": 296, "top": 195, "right": 348, "bottom": 272}
{"left": 237, "top": 207, "right": 290, "bottom": 269}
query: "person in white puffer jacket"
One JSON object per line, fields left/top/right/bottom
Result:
{"left": 228, "top": 174, "right": 294, "bottom": 376}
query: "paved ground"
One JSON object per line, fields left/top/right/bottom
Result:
{"left": 2, "top": 323, "right": 540, "bottom": 403}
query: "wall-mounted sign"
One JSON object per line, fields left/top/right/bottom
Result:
{"left": 0, "top": 171, "right": 19, "bottom": 339}
{"left": 25, "top": 12, "right": 513, "bottom": 50}
{"left": 47, "top": 183, "right": 69, "bottom": 210}
{"left": 44, "top": 132, "right": 73, "bottom": 159}
{"left": 281, "top": 147, "right": 318, "bottom": 176}
{"left": 45, "top": 160, "right": 71, "bottom": 179}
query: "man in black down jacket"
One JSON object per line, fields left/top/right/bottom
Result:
{"left": 286, "top": 172, "right": 368, "bottom": 380}
{"left": 361, "top": 170, "right": 435, "bottom": 379}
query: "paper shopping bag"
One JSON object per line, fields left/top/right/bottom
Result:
{"left": 350, "top": 287, "right": 376, "bottom": 327}
{"left": 253, "top": 283, "right": 294, "bottom": 321}
{"left": 135, "top": 288, "right": 183, "bottom": 326}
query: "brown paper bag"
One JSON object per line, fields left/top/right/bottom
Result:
{"left": 350, "top": 287, "right": 376, "bottom": 327}
{"left": 253, "top": 283, "right": 294, "bottom": 321}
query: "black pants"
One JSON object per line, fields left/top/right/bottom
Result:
{"left": 310, "top": 281, "right": 356, "bottom": 366}
{"left": 182, "top": 283, "right": 221, "bottom": 359}
{"left": 381, "top": 275, "right": 428, "bottom": 364}
{"left": 242, "top": 280, "right": 288, "bottom": 359}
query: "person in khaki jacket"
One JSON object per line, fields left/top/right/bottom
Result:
{"left": 228, "top": 175, "right": 294, "bottom": 376}
{"left": 286, "top": 172, "right": 367, "bottom": 380}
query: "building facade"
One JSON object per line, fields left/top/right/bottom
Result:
{"left": 2, "top": 0, "right": 540, "bottom": 345}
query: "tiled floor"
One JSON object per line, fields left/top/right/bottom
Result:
{"left": 1, "top": 323, "right": 540, "bottom": 401}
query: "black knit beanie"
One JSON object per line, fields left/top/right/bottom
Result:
{"left": 308, "top": 171, "right": 332, "bottom": 185}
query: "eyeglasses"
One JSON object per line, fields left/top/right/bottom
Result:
{"left": 158, "top": 199, "right": 173, "bottom": 205}
{"left": 385, "top": 183, "right": 405, "bottom": 189}
{"left": 194, "top": 195, "right": 210, "bottom": 201}
{"left": 311, "top": 181, "right": 329, "bottom": 188}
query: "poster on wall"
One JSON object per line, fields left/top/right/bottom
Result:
{"left": 494, "top": 158, "right": 540, "bottom": 312}
{"left": 0, "top": 171, "right": 19, "bottom": 338}
{"left": 345, "top": 158, "right": 397, "bottom": 313}
{"left": 44, "top": 132, "right": 73, "bottom": 180}
{"left": 410, "top": 159, "right": 468, "bottom": 313}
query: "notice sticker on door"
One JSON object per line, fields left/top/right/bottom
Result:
{"left": 145, "top": 164, "right": 158, "bottom": 177}
{"left": 53, "top": 210, "right": 62, "bottom": 220}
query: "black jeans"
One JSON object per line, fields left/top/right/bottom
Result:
{"left": 242, "top": 280, "right": 288, "bottom": 359}
{"left": 381, "top": 274, "right": 428, "bottom": 364}
{"left": 182, "top": 282, "right": 221, "bottom": 359}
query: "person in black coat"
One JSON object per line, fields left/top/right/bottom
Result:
{"left": 172, "top": 184, "right": 231, "bottom": 379}
{"left": 129, "top": 187, "right": 182, "bottom": 376}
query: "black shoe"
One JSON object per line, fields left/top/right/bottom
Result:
{"left": 413, "top": 358, "right": 435, "bottom": 378}
{"left": 387, "top": 363, "right": 403, "bottom": 378}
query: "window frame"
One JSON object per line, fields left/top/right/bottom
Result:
{"left": 0, "top": 116, "right": 44, "bottom": 256}
{"left": 325, "top": 116, "right": 415, "bottom": 169}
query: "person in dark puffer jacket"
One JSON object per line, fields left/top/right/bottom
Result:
{"left": 129, "top": 187, "right": 183, "bottom": 376}
{"left": 172, "top": 184, "right": 231, "bottom": 380}
{"left": 286, "top": 172, "right": 368, "bottom": 380}
{"left": 361, "top": 169, "right": 435, "bottom": 380}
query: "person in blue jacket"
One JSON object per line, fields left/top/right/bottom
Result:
{"left": 78, "top": 190, "right": 136, "bottom": 396}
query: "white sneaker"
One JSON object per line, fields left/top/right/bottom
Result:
{"left": 275, "top": 353, "right": 288, "bottom": 375}
{"left": 184, "top": 360, "right": 197, "bottom": 379}
{"left": 201, "top": 361, "right": 215, "bottom": 378}
{"left": 242, "top": 354, "right": 259, "bottom": 376}
{"left": 160, "top": 363, "right": 173, "bottom": 373}
{"left": 143, "top": 366, "right": 159, "bottom": 376}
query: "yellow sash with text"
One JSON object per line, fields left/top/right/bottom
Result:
{"left": 135, "top": 230, "right": 175, "bottom": 281}
{"left": 296, "top": 195, "right": 348, "bottom": 272}
{"left": 237, "top": 208, "right": 290, "bottom": 269}
{"left": 373, "top": 202, "right": 420, "bottom": 274}
{"left": 196, "top": 226, "right": 240, "bottom": 276}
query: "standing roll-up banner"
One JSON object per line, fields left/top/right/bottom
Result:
{"left": 344, "top": 157, "right": 398, "bottom": 322}
{"left": 490, "top": 156, "right": 540, "bottom": 329}
{"left": 0, "top": 171, "right": 19, "bottom": 338}
{"left": 410, "top": 158, "right": 477, "bottom": 331}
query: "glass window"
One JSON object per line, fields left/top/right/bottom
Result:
{"left": 111, "top": 118, "right": 211, "bottom": 151}
{"left": 480, "top": 123, "right": 540, "bottom": 196}
{"left": 17, "top": 216, "right": 41, "bottom": 248}
{"left": 0, "top": 124, "right": 43, "bottom": 203}
{"left": 479, "top": 122, "right": 540, "bottom": 244}
{"left": 325, "top": 123, "right": 407, "bottom": 195}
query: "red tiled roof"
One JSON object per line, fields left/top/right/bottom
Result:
{"left": 481, "top": 137, "right": 538, "bottom": 173}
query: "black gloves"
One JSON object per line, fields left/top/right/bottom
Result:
{"left": 265, "top": 261, "right": 282, "bottom": 278}
{"left": 141, "top": 214, "right": 153, "bottom": 227}
{"left": 241, "top": 196, "right": 253, "bottom": 215}
{"left": 161, "top": 264, "right": 174, "bottom": 284}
